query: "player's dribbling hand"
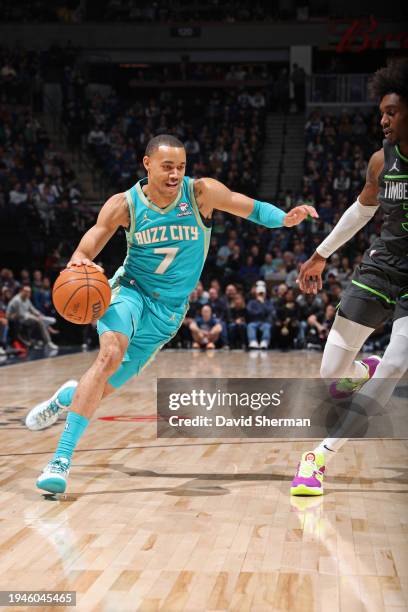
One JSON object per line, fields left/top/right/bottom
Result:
{"left": 67, "top": 257, "right": 104, "bottom": 273}
{"left": 283, "top": 205, "right": 318, "bottom": 227}
{"left": 297, "top": 253, "right": 326, "bottom": 294}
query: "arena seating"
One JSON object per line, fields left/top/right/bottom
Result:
{"left": 0, "top": 45, "right": 390, "bottom": 354}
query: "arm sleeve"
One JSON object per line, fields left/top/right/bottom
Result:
{"left": 248, "top": 199, "right": 286, "bottom": 229}
{"left": 316, "top": 199, "right": 379, "bottom": 259}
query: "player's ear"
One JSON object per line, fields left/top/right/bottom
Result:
{"left": 143, "top": 155, "right": 150, "bottom": 173}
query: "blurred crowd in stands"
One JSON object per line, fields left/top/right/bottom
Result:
{"left": 120, "top": 62, "right": 272, "bottom": 83}
{"left": 63, "top": 63, "right": 303, "bottom": 193}
{"left": 1, "top": 0, "right": 319, "bottom": 24}
{"left": 94, "top": 0, "right": 311, "bottom": 23}
{"left": 1, "top": 1, "right": 83, "bottom": 23}
{"left": 77, "top": 88, "right": 265, "bottom": 195}
{"left": 0, "top": 43, "right": 97, "bottom": 287}
{"left": 0, "top": 100, "right": 94, "bottom": 271}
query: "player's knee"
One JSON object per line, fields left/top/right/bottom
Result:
{"left": 97, "top": 340, "right": 125, "bottom": 376}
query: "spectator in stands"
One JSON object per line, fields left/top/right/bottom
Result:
{"left": 0, "top": 268, "right": 19, "bottom": 294}
{"left": 184, "top": 133, "right": 200, "bottom": 165}
{"left": 228, "top": 292, "right": 248, "bottom": 349}
{"left": 246, "top": 282, "right": 274, "bottom": 349}
{"left": 216, "top": 238, "right": 235, "bottom": 272}
{"left": 9, "top": 183, "right": 28, "bottom": 207}
{"left": 207, "top": 286, "right": 225, "bottom": 316}
{"left": 19, "top": 269, "right": 30, "bottom": 285}
{"left": 6, "top": 286, "right": 58, "bottom": 350}
{"left": 275, "top": 287, "right": 299, "bottom": 350}
{"left": 250, "top": 91, "right": 266, "bottom": 109}
{"left": 195, "top": 281, "right": 208, "bottom": 305}
{"left": 88, "top": 126, "right": 108, "bottom": 149}
{"left": 260, "top": 253, "right": 276, "bottom": 281}
{"left": 179, "top": 289, "right": 200, "bottom": 348}
{"left": 224, "top": 283, "right": 238, "bottom": 309}
{"left": 189, "top": 304, "right": 222, "bottom": 349}
{"left": 31, "top": 269, "right": 43, "bottom": 304}
{"left": 32, "top": 276, "right": 55, "bottom": 318}
{"left": 333, "top": 168, "right": 351, "bottom": 193}
{"left": 338, "top": 256, "right": 352, "bottom": 283}
{"left": 240, "top": 254, "right": 260, "bottom": 288}
{"left": 224, "top": 243, "right": 242, "bottom": 282}
{"left": 305, "top": 304, "right": 336, "bottom": 350}
{"left": 306, "top": 134, "right": 324, "bottom": 157}
{"left": 185, "top": 289, "right": 202, "bottom": 321}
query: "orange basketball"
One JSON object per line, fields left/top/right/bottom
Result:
{"left": 52, "top": 265, "right": 111, "bottom": 325}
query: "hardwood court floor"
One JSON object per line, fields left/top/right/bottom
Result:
{"left": 0, "top": 350, "right": 407, "bottom": 612}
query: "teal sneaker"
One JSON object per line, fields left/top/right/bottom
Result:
{"left": 36, "top": 458, "right": 70, "bottom": 493}
{"left": 25, "top": 380, "right": 77, "bottom": 431}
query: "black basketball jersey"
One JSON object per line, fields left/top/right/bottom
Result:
{"left": 378, "top": 140, "right": 408, "bottom": 256}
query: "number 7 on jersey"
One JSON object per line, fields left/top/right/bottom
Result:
{"left": 154, "top": 247, "right": 179, "bottom": 274}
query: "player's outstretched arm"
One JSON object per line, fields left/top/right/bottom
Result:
{"left": 297, "top": 149, "right": 384, "bottom": 294}
{"left": 68, "top": 193, "right": 129, "bottom": 272}
{"left": 193, "top": 177, "right": 318, "bottom": 228}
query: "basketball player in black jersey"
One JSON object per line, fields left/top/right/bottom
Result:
{"left": 290, "top": 59, "right": 408, "bottom": 496}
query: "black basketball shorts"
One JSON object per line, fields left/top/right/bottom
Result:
{"left": 338, "top": 241, "right": 408, "bottom": 328}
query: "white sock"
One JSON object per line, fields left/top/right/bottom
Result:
{"left": 313, "top": 438, "right": 348, "bottom": 463}
{"left": 350, "top": 360, "right": 368, "bottom": 379}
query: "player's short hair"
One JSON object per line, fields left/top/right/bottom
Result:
{"left": 370, "top": 58, "right": 408, "bottom": 107}
{"left": 145, "top": 134, "right": 185, "bottom": 157}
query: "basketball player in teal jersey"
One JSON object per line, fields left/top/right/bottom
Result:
{"left": 27, "top": 134, "right": 317, "bottom": 493}
{"left": 291, "top": 59, "right": 408, "bottom": 496}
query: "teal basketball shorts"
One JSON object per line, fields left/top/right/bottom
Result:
{"left": 97, "top": 284, "right": 187, "bottom": 388}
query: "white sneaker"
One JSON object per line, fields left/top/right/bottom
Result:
{"left": 260, "top": 340, "right": 269, "bottom": 349}
{"left": 46, "top": 341, "right": 59, "bottom": 350}
{"left": 249, "top": 340, "right": 260, "bottom": 349}
{"left": 25, "top": 380, "right": 78, "bottom": 431}
{"left": 36, "top": 457, "right": 70, "bottom": 493}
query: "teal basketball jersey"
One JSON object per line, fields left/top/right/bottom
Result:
{"left": 112, "top": 176, "right": 211, "bottom": 305}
